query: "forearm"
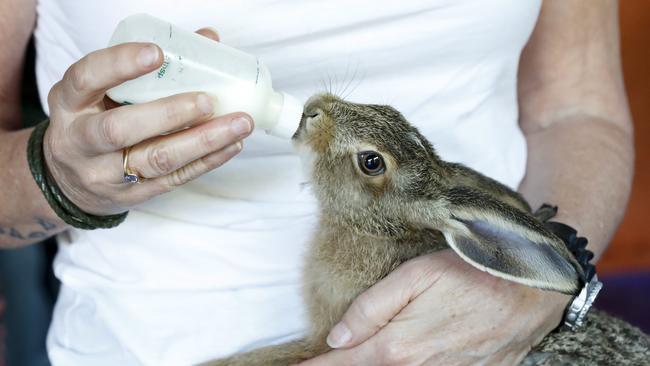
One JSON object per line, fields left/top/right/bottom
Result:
{"left": 519, "top": 114, "right": 634, "bottom": 259}
{"left": 0, "top": 128, "right": 66, "bottom": 248}
{"left": 0, "top": 0, "right": 52, "bottom": 247}
{"left": 516, "top": 0, "right": 631, "bottom": 260}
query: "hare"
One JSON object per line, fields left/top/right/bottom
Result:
{"left": 205, "top": 94, "right": 650, "bottom": 366}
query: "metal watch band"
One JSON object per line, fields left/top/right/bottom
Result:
{"left": 563, "top": 274, "right": 603, "bottom": 330}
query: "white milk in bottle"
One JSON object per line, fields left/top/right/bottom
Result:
{"left": 107, "top": 14, "right": 303, "bottom": 138}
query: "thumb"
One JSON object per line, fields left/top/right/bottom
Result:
{"left": 326, "top": 255, "right": 444, "bottom": 349}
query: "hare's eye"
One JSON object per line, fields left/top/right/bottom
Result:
{"left": 358, "top": 151, "right": 385, "bottom": 176}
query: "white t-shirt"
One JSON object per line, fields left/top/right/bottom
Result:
{"left": 35, "top": 1, "right": 541, "bottom": 365}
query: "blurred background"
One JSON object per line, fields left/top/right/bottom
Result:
{"left": 595, "top": 0, "right": 650, "bottom": 332}
{"left": 0, "top": 2, "right": 649, "bottom": 365}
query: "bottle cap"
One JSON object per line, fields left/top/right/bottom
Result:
{"left": 269, "top": 92, "right": 303, "bottom": 139}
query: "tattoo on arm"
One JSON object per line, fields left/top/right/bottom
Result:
{"left": 36, "top": 217, "right": 57, "bottom": 231}
{"left": 0, "top": 217, "right": 58, "bottom": 242}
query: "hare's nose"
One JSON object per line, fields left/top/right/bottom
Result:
{"left": 303, "top": 100, "right": 323, "bottom": 124}
{"left": 303, "top": 108, "right": 322, "bottom": 130}
{"left": 304, "top": 93, "right": 334, "bottom": 117}
{"left": 303, "top": 102, "right": 323, "bottom": 119}
{"left": 305, "top": 108, "right": 321, "bottom": 120}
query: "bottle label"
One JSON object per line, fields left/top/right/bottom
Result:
{"left": 157, "top": 54, "right": 172, "bottom": 79}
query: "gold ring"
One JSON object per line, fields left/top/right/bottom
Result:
{"left": 122, "top": 147, "right": 142, "bottom": 184}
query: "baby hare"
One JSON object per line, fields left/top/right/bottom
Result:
{"left": 205, "top": 94, "right": 649, "bottom": 366}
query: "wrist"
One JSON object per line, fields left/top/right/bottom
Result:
{"left": 43, "top": 122, "right": 122, "bottom": 216}
{"left": 540, "top": 290, "right": 573, "bottom": 326}
{"left": 29, "top": 119, "right": 129, "bottom": 229}
{"left": 522, "top": 289, "right": 573, "bottom": 347}
{"left": 42, "top": 126, "right": 90, "bottom": 212}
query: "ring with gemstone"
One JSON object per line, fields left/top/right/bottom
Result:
{"left": 122, "top": 147, "right": 142, "bottom": 184}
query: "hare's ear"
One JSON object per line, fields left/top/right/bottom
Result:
{"left": 436, "top": 187, "right": 582, "bottom": 295}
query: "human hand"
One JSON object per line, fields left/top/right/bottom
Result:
{"left": 43, "top": 28, "right": 252, "bottom": 216}
{"left": 301, "top": 250, "right": 572, "bottom": 366}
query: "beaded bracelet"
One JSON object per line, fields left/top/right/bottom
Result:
{"left": 27, "top": 119, "right": 128, "bottom": 230}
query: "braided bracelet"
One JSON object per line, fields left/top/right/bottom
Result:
{"left": 27, "top": 119, "right": 128, "bottom": 230}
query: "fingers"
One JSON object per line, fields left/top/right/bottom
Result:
{"left": 54, "top": 27, "right": 218, "bottom": 113}
{"left": 196, "top": 27, "right": 220, "bottom": 41}
{"left": 131, "top": 141, "right": 243, "bottom": 197}
{"left": 326, "top": 255, "right": 446, "bottom": 349}
{"left": 55, "top": 43, "right": 162, "bottom": 111}
{"left": 74, "top": 92, "right": 220, "bottom": 154}
{"left": 126, "top": 113, "right": 252, "bottom": 179}
{"left": 298, "top": 344, "right": 372, "bottom": 366}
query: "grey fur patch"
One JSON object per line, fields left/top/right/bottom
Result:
{"left": 525, "top": 310, "right": 650, "bottom": 365}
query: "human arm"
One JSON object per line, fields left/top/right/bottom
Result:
{"left": 518, "top": 0, "right": 633, "bottom": 260}
{"left": 514, "top": 0, "right": 633, "bottom": 333}
{"left": 0, "top": 0, "right": 252, "bottom": 248}
{"left": 0, "top": 0, "right": 62, "bottom": 247}
{"left": 301, "top": 1, "right": 632, "bottom": 365}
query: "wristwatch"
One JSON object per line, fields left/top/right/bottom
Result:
{"left": 544, "top": 220, "right": 603, "bottom": 331}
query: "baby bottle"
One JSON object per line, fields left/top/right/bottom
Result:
{"left": 106, "top": 13, "right": 303, "bottom": 138}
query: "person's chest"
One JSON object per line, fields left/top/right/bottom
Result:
{"left": 37, "top": 0, "right": 540, "bottom": 167}
{"left": 38, "top": 0, "right": 541, "bottom": 92}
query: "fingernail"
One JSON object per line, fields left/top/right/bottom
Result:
{"left": 225, "top": 141, "right": 243, "bottom": 154}
{"left": 326, "top": 323, "right": 351, "bottom": 348}
{"left": 137, "top": 45, "right": 159, "bottom": 67}
{"left": 230, "top": 117, "right": 252, "bottom": 136}
{"left": 204, "top": 27, "right": 220, "bottom": 40}
{"left": 197, "top": 94, "right": 215, "bottom": 115}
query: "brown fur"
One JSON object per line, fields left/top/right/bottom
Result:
{"left": 203, "top": 94, "right": 649, "bottom": 366}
